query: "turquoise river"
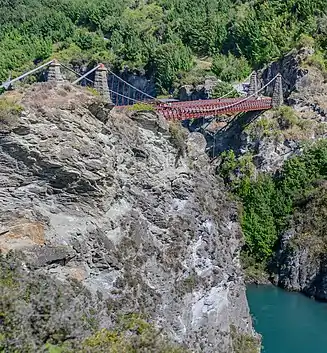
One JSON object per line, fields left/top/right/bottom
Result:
{"left": 247, "top": 285, "right": 327, "bottom": 353}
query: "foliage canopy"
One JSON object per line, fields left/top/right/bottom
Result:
{"left": 1, "top": 0, "right": 327, "bottom": 91}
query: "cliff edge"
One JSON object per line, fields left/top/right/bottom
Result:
{"left": 0, "top": 82, "right": 258, "bottom": 352}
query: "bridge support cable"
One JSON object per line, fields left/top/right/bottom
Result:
{"left": 72, "top": 65, "right": 100, "bottom": 85}
{"left": 59, "top": 63, "right": 94, "bottom": 85}
{"left": 106, "top": 68, "right": 158, "bottom": 104}
{"left": 0, "top": 60, "right": 54, "bottom": 89}
{"left": 109, "top": 89, "right": 143, "bottom": 105}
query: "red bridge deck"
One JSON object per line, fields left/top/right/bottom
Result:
{"left": 156, "top": 97, "right": 272, "bottom": 120}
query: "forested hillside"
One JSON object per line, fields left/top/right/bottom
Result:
{"left": 1, "top": 0, "right": 327, "bottom": 91}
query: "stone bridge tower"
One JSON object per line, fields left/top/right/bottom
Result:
{"left": 94, "top": 64, "right": 112, "bottom": 103}
{"left": 248, "top": 71, "right": 258, "bottom": 97}
{"left": 272, "top": 73, "right": 283, "bottom": 107}
{"left": 47, "top": 60, "right": 63, "bottom": 82}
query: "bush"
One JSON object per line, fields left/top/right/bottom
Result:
{"left": 219, "top": 140, "right": 327, "bottom": 263}
{"left": 275, "top": 105, "right": 299, "bottom": 129}
{"left": 0, "top": 97, "right": 23, "bottom": 128}
{"left": 169, "top": 120, "right": 188, "bottom": 157}
{"left": 296, "top": 34, "right": 315, "bottom": 49}
{"left": 230, "top": 325, "right": 260, "bottom": 353}
{"left": 212, "top": 81, "right": 239, "bottom": 99}
{"left": 80, "top": 315, "right": 186, "bottom": 353}
{"left": 212, "top": 53, "right": 251, "bottom": 83}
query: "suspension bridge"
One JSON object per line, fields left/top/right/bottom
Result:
{"left": 0, "top": 60, "right": 284, "bottom": 120}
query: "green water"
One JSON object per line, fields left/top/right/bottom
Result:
{"left": 247, "top": 285, "right": 327, "bottom": 353}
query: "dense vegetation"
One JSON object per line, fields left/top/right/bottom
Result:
{"left": 0, "top": 253, "right": 186, "bottom": 352}
{"left": 1, "top": 0, "right": 327, "bottom": 91}
{"left": 220, "top": 140, "right": 327, "bottom": 264}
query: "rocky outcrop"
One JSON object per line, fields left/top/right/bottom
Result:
{"left": 259, "top": 47, "right": 313, "bottom": 98}
{"left": 178, "top": 77, "right": 219, "bottom": 101}
{"left": 0, "top": 82, "right": 258, "bottom": 351}
{"left": 273, "top": 185, "right": 327, "bottom": 300}
{"left": 216, "top": 48, "right": 327, "bottom": 173}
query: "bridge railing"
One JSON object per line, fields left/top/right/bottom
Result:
{"left": 1, "top": 60, "right": 284, "bottom": 120}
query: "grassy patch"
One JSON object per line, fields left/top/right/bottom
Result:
{"left": 85, "top": 87, "right": 100, "bottom": 96}
{"left": 128, "top": 102, "right": 155, "bottom": 112}
{"left": 169, "top": 120, "right": 188, "bottom": 156}
{"left": 0, "top": 97, "right": 23, "bottom": 128}
{"left": 230, "top": 325, "right": 260, "bottom": 353}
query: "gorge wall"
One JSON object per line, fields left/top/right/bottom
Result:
{"left": 0, "top": 82, "right": 258, "bottom": 352}
{"left": 214, "top": 48, "right": 327, "bottom": 301}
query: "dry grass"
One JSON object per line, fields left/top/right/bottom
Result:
{"left": 0, "top": 96, "right": 23, "bottom": 129}
{"left": 22, "top": 82, "right": 95, "bottom": 111}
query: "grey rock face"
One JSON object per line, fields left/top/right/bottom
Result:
{"left": 0, "top": 83, "right": 256, "bottom": 352}
{"left": 221, "top": 49, "right": 327, "bottom": 173}
{"left": 259, "top": 48, "right": 312, "bottom": 98}
{"left": 178, "top": 77, "right": 219, "bottom": 101}
{"left": 274, "top": 229, "right": 327, "bottom": 300}
{"left": 273, "top": 185, "right": 327, "bottom": 301}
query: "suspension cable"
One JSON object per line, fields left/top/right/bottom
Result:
{"left": 109, "top": 89, "right": 143, "bottom": 104}
{"left": 72, "top": 65, "right": 100, "bottom": 85}
{"left": 107, "top": 68, "right": 158, "bottom": 101}
{"left": 60, "top": 63, "right": 94, "bottom": 84}
{"left": 175, "top": 74, "right": 280, "bottom": 114}
{"left": 0, "top": 60, "right": 54, "bottom": 89}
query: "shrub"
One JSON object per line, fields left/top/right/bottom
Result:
{"left": 296, "top": 34, "right": 315, "bottom": 49}
{"left": 275, "top": 105, "right": 299, "bottom": 129}
{"left": 212, "top": 53, "right": 251, "bottom": 83}
{"left": 212, "top": 81, "right": 239, "bottom": 99}
{"left": 169, "top": 120, "right": 188, "bottom": 157}
{"left": 230, "top": 325, "right": 260, "bottom": 353}
{"left": 0, "top": 97, "right": 23, "bottom": 128}
{"left": 80, "top": 315, "right": 186, "bottom": 353}
{"left": 86, "top": 87, "right": 100, "bottom": 96}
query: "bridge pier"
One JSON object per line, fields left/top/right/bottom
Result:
{"left": 248, "top": 71, "right": 258, "bottom": 97}
{"left": 94, "top": 64, "right": 112, "bottom": 103}
{"left": 47, "top": 60, "right": 63, "bottom": 82}
{"left": 272, "top": 73, "right": 283, "bottom": 107}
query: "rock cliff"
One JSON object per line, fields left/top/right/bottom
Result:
{"left": 0, "top": 82, "right": 258, "bottom": 351}
{"left": 257, "top": 50, "right": 327, "bottom": 298}
{"left": 273, "top": 184, "right": 327, "bottom": 300}
{"left": 217, "top": 48, "right": 327, "bottom": 174}
{"left": 210, "top": 48, "right": 327, "bottom": 299}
